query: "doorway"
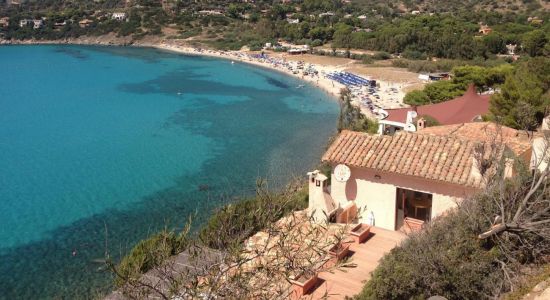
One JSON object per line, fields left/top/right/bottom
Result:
{"left": 395, "top": 188, "right": 433, "bottom": 230}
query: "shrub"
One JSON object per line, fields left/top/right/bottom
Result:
{"left": 402, "top": 49, "right": 427, "bottom": 60}
{"left": 198, "top": 181, "right": 308, "bottom": 249}
{"left": 361, "top": 55, "right": 374, "bottom": 64}
{"left": 418, "top": 115, "right": 440, "bottom": 127}
{"left": 372, "top": 51, "right": 391, "bottom": 60}
{"left": 403, "top": 90, "right": 430, "bottom": 106}
{"left": 114, "top": 229, "right": 189, "bottom": 287}
{"left": 356, "top": 196, "right": 503, "bottom": 300}
{"left": 357, "top": 165, "right": 550, "bottom": 300}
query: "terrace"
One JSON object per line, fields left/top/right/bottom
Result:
{"left": 240, "top": 212, "right": 406, "bottom": 299}
{"left": 307, "top": 226, "right": 405, "bottom": 299}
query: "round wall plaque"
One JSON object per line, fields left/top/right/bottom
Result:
{"left": 334, "top": 164, "right": 351, "bottom": 182}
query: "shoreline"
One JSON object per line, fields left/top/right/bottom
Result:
{"left": 0, "top": 38, "right": 345, "bottom": 99}
{"left": 151, "top": 43, "right": 346, "bottom": 99}
{"left": 1, "top": 37, "right": 414, "bottom": 118}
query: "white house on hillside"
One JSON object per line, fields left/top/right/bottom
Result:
{"left": 307, "top": 129, "right": 530, "bottom": 231}
{"left": 111, "top": 12, "right": 127, "bottom": 21}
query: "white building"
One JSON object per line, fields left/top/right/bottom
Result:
{"left": 19, "top": 19, "right": 32, "bottom": 28}
{"left": 111, "top": 12, "right": 127, "bottom": 21}
{"left": 318, "top": 12, "right": 335, "bottom": 18}
{"left": 307, "top": 129, "right": 527, "bottom": 231}
{"left": 33, "top": 19, "right": 44, "bottom": 29}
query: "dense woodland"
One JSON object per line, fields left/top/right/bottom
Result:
{"left": 0, "top": 0, "right": 548, "bottom": 60}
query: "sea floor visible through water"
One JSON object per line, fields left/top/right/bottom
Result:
{"left": 0, "top": 45, "right": 338, "bottom": 298}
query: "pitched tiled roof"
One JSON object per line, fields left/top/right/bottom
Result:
{"left": 384, "top": 85, "right": 490, "bottom": 125}
{"left": 418, "top": 122, "right": 532, "bottom": 156}
{"left": 322, "top": 130, "right": 485, "bottom": 188}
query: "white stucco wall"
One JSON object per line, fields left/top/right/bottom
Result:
{"left": 532, "top": 136, "right": 549, "bottom": 173}
{"left": 331, "top": 173, "right": 397, "bottom": 230}
{"left": 431, "top": 194, "right": 459, "bottom": 219}
{"left": 329, "top": 166, "right": 467, "bottom": 231}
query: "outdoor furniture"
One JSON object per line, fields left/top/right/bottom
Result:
{"left": 289, "top": 271, "right": 319, "bottom": 299}
{"left": 404, "top": 217, "right": 424, "bottom": 231}
{"left": 350, "top": 223, "right": 371, "bottom": 243}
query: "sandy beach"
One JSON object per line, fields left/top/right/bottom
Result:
{"left": 151, "top": 42, "right": 423, "bottom": 118}
{"left": 152, "top": 42, "right": 346, "bottom": 98}
{"left": 1, "top": 36, "right": 423, "bottom": 118}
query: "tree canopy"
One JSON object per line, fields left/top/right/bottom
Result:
{"left": 489, "top": 57, "right": 550, "bottom": 130}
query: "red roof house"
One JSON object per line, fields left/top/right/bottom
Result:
{"left": 384, "top": 85, "right": 490, "bottom": 127}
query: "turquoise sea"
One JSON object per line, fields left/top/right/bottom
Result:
{"left": 0, "top": 45, "right": 338, "bottom": 298}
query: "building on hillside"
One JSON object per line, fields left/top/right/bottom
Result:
{"left": 287, "top": 18, "right": 299, "bottom": 24}
{"left": 0, "top": 17, "right": 9, "bottom": 28}
{"left": 479, "top": 24, "right": 492, "bottom": 35}
{"left": 287, "top": 45, "right": 309, "bottom": 54}
{"left": 307, "top": 129, "right": 524, "bottom": 231}
{"left": 79, "top": 19, "right": 94, "bottom": 28}
{"left": 532, "top": 116, "right": 550, "bottom": 173}
{"left": 19, "top": 19, "right": 32, "bottom": 28}
{"left": 33, "top": 19, "right": 44, "bottom": 29}
{"left": 53, "top": 20, "right": 67, "bottom": 29}
{"left": 111, "top": 12, "right": 127, "bottom": 21}
{"left": 528, "top": 16, "right": 543, "bottom": 25}
{"left": 378, "top": 85, "right": 490, "bottom": 135}
{"left": 197, "top": 10, "right": 223, "bottom": 16}
{"left": 318, "top": 12, "right": 335, "bottom": 18}
{"left": 506, "top": 44, "right": 517, "bottom": 55}
{"left": 421, "top": 120, "right": 549, "bottom": 173}
{"left": 418, "top": 72, "right": 450, "bottom": 81}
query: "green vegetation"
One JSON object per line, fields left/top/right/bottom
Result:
{"left": 199, "top": 180, "right": 308, "bottom": 249}
{"left": 356, "top": 164, "right": 550, "bottom": 300}
{"left": 489, "top": 57, "right": 550, "bottom": 130}
{"left": 404, "top": 64, "right": 512, "bottom": 105}
{"left": 403, "top": 56, "right": 549, "bottom": 130}
{"left": 338, "top": 88, "right": 379, "bottom": 134}
{"left": 112, "top": 179, "right": 308, "bottom": 286}
{"left": 392, "top": 57, "right": 511, "bottom": 73}
{"left": 418, "top": 115, "right": 440, "bottom": 127}
{"left": 0, "top": 1, "right": 548, "bottom": 63}
{"left": 114, "top": 228, "right": 189, "bottom": 287}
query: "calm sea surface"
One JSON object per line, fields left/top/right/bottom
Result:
{"left": 0, "top": 45, "right": 338, "bottom": 298}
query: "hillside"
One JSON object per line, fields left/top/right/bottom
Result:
{"left": 0, "top": 0, "right": 548, "bottom": 61}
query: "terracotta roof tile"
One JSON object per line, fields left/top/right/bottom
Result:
{"left": 419, "top": 122, "right": 532, "bottom": 156}
{"left": 322, "top": 130, "right": 485, "bottom": 188}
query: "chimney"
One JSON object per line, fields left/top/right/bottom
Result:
{"left": 417, "top": 117, "right": 426, "bottom": 130}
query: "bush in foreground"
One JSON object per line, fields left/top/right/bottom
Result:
{"left": 114, "top": 229, "right": 188, "bottom": 287}
{"left": 356, "top": 163, "right": 550, "bottom": 300}
{"left": 199, "top": 179, "right": 308, "bottom": 249}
